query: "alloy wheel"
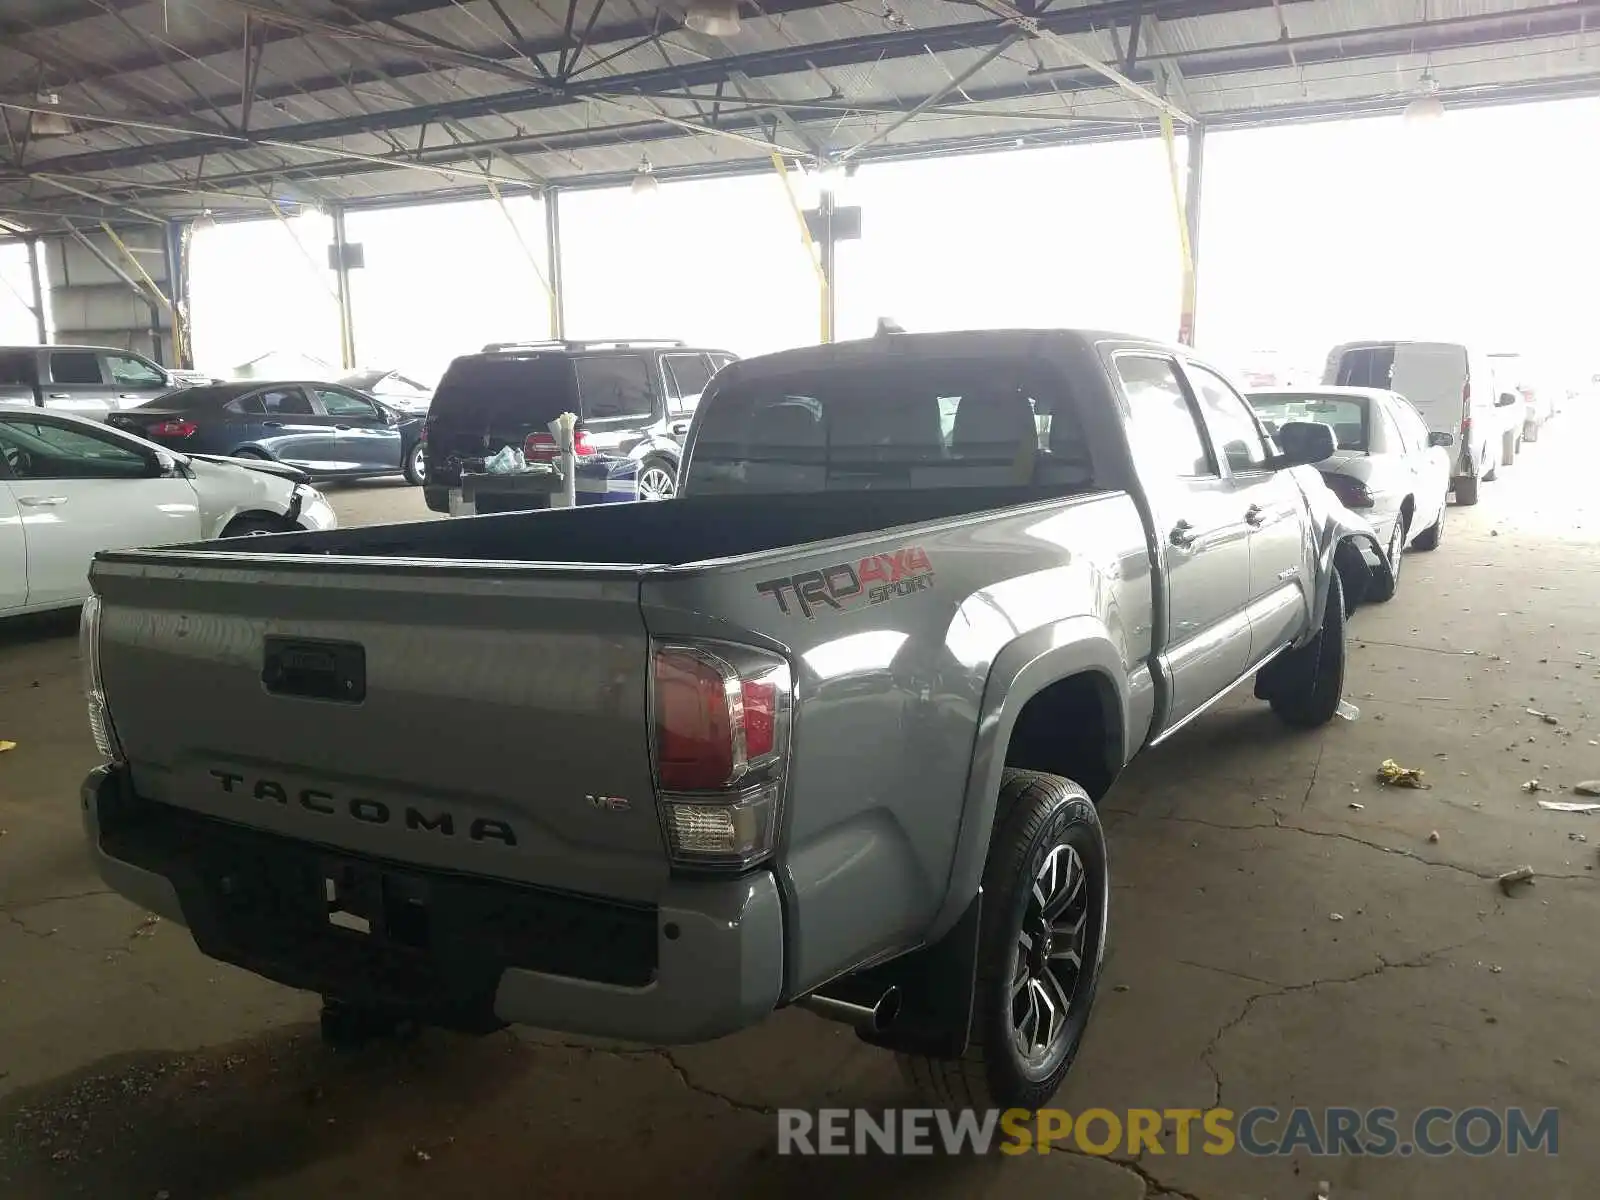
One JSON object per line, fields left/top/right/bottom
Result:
{"left": 1010, "top": 842, "right": 1091, "bottom": 1066}
{"left": 637, "top": 465, "right": 676, "bottom": 501}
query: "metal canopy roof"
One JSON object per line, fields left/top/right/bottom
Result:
{"left": 0, "top": 0, "right": 1596, "bottom": 228}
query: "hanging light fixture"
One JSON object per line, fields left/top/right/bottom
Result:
{"left": 1403, "top": 71, "right": 1445, "bottom": 123}
{"left": 29, "top": 94, "right": 73, "bottom": 137}
{"left": 684, "top": 0, "right": 741, "bottom": 37}
{"left": 631, "top": 155, "right": 660, "bottom": 195}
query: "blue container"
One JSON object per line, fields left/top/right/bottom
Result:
{"left": 575, "top": 456, "right": 641, "bottom": 505}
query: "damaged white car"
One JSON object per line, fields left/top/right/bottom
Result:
{"left": 1, "top": 408, "right": 336, "bottom": 616}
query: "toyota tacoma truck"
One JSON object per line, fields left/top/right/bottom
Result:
{"left": 77, "top": 329, "right": 1385, "bottom": 1112}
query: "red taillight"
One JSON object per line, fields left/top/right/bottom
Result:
{"left": 651, "top": 642, "right": 791, "bottom": 869}
{"left": 1320, "top": 471, "right": 1373, "bottom": 509}
{"left": 524, "top": 429, "right": 595, "bottom": 461}
{"left": 151, "top": 419, "right": 197, "bottom": 438}
{"left": 655, "top": 649, "right": 741, "bottom": 791}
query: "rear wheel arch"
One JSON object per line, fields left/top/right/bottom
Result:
{"left": 927, "top": 627, "right": 1134, "bottom": 946}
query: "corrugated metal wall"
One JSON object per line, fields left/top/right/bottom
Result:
{"left": 42, "top": 227, "right": 172, "bottom": 363}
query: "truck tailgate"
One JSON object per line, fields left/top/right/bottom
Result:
{"left": 90, "top": 554, "right": 669, "bottom": 904}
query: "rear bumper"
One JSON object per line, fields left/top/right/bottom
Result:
{"left": 82, "top": 765, "right": 784, "bottom": 1043}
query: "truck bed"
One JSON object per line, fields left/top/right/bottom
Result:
{"left": 137, "top": 486, "right": 1095, "bottom": 570}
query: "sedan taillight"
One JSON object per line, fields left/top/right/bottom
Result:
{"left": 151, "top": 419, "right": 198, "bottom": 438}
{"left": 1320, "top": 471, "right": 1373, "bottom": 509}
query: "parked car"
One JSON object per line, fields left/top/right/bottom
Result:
{"left": 75, "top": 328, "right": 1387, "bottom": 1112}
{"left": 1323, "top": 340, "right": 1522, "bottom": 506}
{"left": 1, "top": 408, "right": 334, "bottom": 616}
{"left": 1248, "top": 385, "right": 1452, "bottom": 598}
{"left": 1487, "top": 353, "right": 1559, "bottom": 444}
{"left": 423, "top": 339, "right": 737, "bottom": 512}
{"left": 106, "top": 381, "right": 427, "bottom": 485}
{"left": 339, "top": 368, "right": 435, "bottom": 417}
{"left": 0, "top": 344, "right": 205, "bottom": 422}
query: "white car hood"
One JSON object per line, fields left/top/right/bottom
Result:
{"left": 184, "top": 455, "right": 298, "bottom": 538}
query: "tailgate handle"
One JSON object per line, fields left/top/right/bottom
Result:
{"left": 262, "top": 637, "right": 366, "bottom": 703}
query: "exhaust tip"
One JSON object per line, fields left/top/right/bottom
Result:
{"left": 871, "top": 986, "right": 901, "bottom": 1033}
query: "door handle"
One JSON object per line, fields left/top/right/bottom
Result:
{"left": 1245, "top": 504, "right": 1266, "bottom": 527}
{"left": 48, "top": 392, "right": 69, "bottom": 399}
{"left": 262, "top": 421, "right": 283, "bottom": 429}
{"left": 335, "top": 424, "right": 352, "bottom": 431}
{"left": 17, "top": 496, "right": 66, "bottom": 507}
{"left": 117, "top": 393, "right": 138, "bottom": 399}
{"left": 670, "top": 422, "right": 689, "bottom": 436}
{"left": 1169, "top": 519, "right": 1197, "bottom": 548}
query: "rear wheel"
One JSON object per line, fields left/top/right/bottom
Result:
{"left": 404, "top": 442, "right": 426, "bottom": 486}
{"left": 1261, "top": 569, "right": 1347, "bottom": 729}
{"left": 898, "top": 770, "right": 1107, "bottom": 1113}
{"left": 1367, "top": 516, "right": 1407, "bottom": 603}
{"left": 636, "top": 456, "right": 678, "bottom": 501}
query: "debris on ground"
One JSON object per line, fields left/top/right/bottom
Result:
{"left": 0, "top": 740, "right": 15, "bottom": 753}
{"left": 1538, "top": 799, "right": 1600, "bottom": 814}
{"left": 1316, "top": 1181, "right": 1332, "bottom": 1200}
{"left": 1568, "top": 832, "right": 1588, "bottom": 843}
{"left": 1329, "top": 913, "right": 1344, "bottom": 922}
{"left": 1574, "top": 781, "right": 1600, "bottom": 797}
{"left": 1498, "top": 866, "right": 1536, "bottom": 896}
{"left": 1523, "top": 779, "right": 1551, "bottom": 793}
{"left": 1336, "top": 700, "right": 1360, "bottom": 721}
{"left": 410, "top": 1147, "right": 432, "bottom": 1165}
{"left": 1428, "top": 830, "right": 1440, "bottom": 843}
{"left": 132, "top": 914, "right": 161, "bottom": 938}
{"left": 1348, "top": 802, "right": 1364, "bottom": 811}
{"left": 1377, "top": 759, "right": 1430, "bottom": 789}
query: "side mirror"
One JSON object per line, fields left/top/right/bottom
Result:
{"left": 1496, "top": 392, "right": 1518, "bottom": 407}
{"left": 1271, "top": 420, "right": 1336, "bottom": 468}
{"left": 1428, "top": 431, "right": 1454, "bottom": 448}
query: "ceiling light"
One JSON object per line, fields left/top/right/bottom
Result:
{"left": 631, "top": 155, "right": 659, "bottom": 195}
{"left": 684, "top": 1, "right": 740, "bottom": 37}
{"left": 1403, "top": 73, "right": 1445, "bottom": 123}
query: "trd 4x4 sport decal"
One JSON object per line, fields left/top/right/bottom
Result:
{"left": 755, "top": 546, "right": 934, "bottom": 619}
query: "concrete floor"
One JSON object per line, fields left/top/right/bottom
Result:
{"left": 3, "top": 417, "right": 1598, "bottom": 1199}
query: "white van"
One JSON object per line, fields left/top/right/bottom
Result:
{"left": 1322, "top": 340, "right": 1523, "bottom": 505}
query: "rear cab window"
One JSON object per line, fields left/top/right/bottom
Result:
{"left": 685, "top": 356, "right": 1096, "bottom": 494}
{"left": 48, "top": 350, "right": 104, "bottom": 385}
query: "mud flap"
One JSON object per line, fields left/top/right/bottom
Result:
{"left": 819, "top": 889, "right": 983, "bottom": 1059}
{"left": 1335, "top": 537, "right": 1377, "bottom": 609}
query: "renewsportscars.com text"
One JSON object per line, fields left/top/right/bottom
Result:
{"left": 776, "top": 1107, "right": 1559, "bottom": 1158}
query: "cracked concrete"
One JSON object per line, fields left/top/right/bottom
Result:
{"left": 4, "top": 446, "right": 1600, "bottom": 1197}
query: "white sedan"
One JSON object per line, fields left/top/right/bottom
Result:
{"left": 1247, "top": 385, "right": 1453, "bottom": 601}
{"left": 1, "top": 408, "right": 336, "bottom": 616}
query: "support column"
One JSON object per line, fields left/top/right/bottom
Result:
{"left": 818, "top": 187, "right": 837, "bottom": 344}
{"left": 164, "top": 220, "right": 194, "bottom": 369}
{"left": 1179, "top": 123, "right": 1206, "bottom": 346}
{"left": 25, "top": 238, "right": 47, "bottom": 343}
{"left": 330, "top": 205, "right": 357, "bottom": 369}
{"left": 544, "top": 188, "right": 566, "bottom": 340}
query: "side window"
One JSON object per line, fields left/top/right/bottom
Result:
{"left": 260, "top": 388, "right": 312, "bottom": 415}
{"left": 48, "top": 351, "right": 103, "bottom": 386}
{"left": 1394, "top": 398, "right": 1430, "bottom": 455}
{"left": 105, "top": 353, "right": 166, "bottom": 388}
{"left": 574, "top": 355, "right": 654, "bottom": 420}
{"left": 0, "top": 417, "right": 150, "bottom": 480}
{"left": 0, "top": 351, "right": 37, "bottom": 386}
{"left": 1185, "top": 364, "right": 1272, "bottom": 473}
{"left": 226, "top": 394, "right": 264, "bottom": 415}
{"left": 662, "top": 354, "right": 714, "bottom": 416}
{"left": 1115, "top": 355, "right": 1216, "bottom": 479}
{"left": 315, "top": 388, "right": 380, "bottom": 420}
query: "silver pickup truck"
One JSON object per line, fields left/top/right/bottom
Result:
{"left": 78, "top": 329, "right": 1385, "bottom": 1113}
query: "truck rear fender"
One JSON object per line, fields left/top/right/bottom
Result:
{"left": 924, "top": 619, "right": 1153, "bottom": 943}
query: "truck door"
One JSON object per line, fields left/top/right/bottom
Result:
{"left": 1181, "top": 361, "right": 1311, "bottom": 664}
{"left": 1113, "top": 353, "right": 1255, "bottom": 727}
{"left": 0, "top": 477, "right": 24, "bottom": 610}
{"left": 102, "top": 351, "right": 172, "bottom": 411}
{"left": 41, "top": 349, "right": 117, "bottom": 421}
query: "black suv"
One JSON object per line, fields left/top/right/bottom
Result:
{"left": 421, "top": 339, "right": 737, "bottom": 514}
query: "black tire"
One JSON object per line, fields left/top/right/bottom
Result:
{"left": 1524, "top": 422, "right": 1540, "bottom": 444}
{"left": 1367, "top": 515, "right": 1407, "bottom": 603}
{"left": 403, "top": 441, "right": 426, "bottom": 486}
{"left": 221, "top": 513, "right": 290, "bottom": 537}
{"left": 897, "top": 770, "right": 1107, "bottom": 1113}
{"left": 1453, "top": 475, "right": 1479, "bottom": 506}
{"left": 1501, "top": 432, "right": 1516, "bottom": 467}
{"left": 635, "top": 455, "right": 678, "bottom": 501}
{"left": 1411, "top": 505, "right": 1444, "bottom": 551}
{"left": 1265, "top": 568, "right": 1347, "bottom": 729}
{"left": 231, "top": 448, "right": 270, "bottom": 461}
